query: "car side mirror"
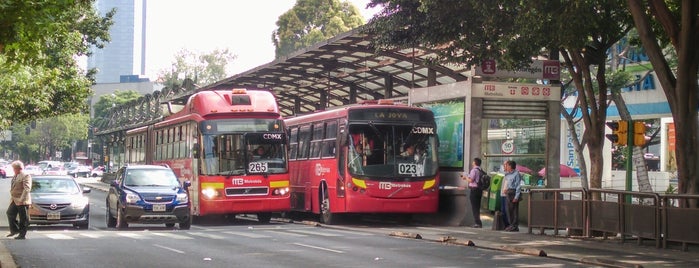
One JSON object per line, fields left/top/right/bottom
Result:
{"left": 111, "top": 180, "right": 119, "bottom": 188}
{"left": 183, "top": 180, "right": 192, "bottom": 189}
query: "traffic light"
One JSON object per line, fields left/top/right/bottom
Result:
{"left": 605, "top": 120, "right": 628, "bottom": 146}
{"left": 634, "top": 121, "right": 647, "bottom": 147}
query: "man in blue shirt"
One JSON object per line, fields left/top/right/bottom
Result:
{"left": 502, "top": 160, "right": 523, "bottom": 232}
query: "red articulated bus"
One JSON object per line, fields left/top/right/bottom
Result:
{"left": 285, "top": 100, "right": 439, "bottom": 224}
{"left": 125, "top": 88, "right": 289, "bottom": 223}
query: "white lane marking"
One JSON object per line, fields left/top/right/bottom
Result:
{"left": 154, "top": 244, "right": 185, "bottom": 254}
{"left": 189, "top": 232, "right": 225, "bottom": 239}
{"left": 264, "top": 230, "right": 306, "bottom": 237}
{"left": 319, "top": 228, "right": 374, "bottom": 236}
{"left": 222, "top": 231, "right": 271, "bottom": 238}
{"left": 46, "top": 233, "right": 74, "bottom": 240}
{"left": 80, "top": 233, "right": 105, "bottom": 239}
{"left": 292, "top": 243, "right": 344, "bottom": 253}
{"left": 287, "top": 229, "right": 342, "bottom": 237}
{"left": 151, "top": 232, "right": 194, "bottom": 239}
{"left": 117, "top": 232, "right": 150, "bottom": 239}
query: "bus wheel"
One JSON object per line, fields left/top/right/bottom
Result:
{"left": 257, "top": 213, "right": 272, "bottom": 223}
{"left": 319, "top": 185, "right": 336, "bottom": 224}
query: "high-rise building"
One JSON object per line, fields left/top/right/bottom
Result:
{"left": 88, "top": 0, "right": 147, "bottom": 84}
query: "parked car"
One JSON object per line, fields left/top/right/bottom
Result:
{"left": 91, "top": 166, "right": 105, "bottom": 177}
{"left": 2, "top": 164, "right": 14, "bottom": 178}
{"left": 67, "top": 165, "right": 92, "bottom": 178}
{"left": 29, "top": 175, "right": 91, "bottom": 228}
{"left": 106, "top": 165, "right": 191, "bottom": 229}
{"left": 24, "top": 165, "right": 44, "bottom": 176}
{"left": 44, "top": 166, "right": 68, "bottom": 176}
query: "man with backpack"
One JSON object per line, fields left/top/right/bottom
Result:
{"left": 461, "top": 157, "right": 485, "bottom": 228}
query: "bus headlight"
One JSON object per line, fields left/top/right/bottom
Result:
{"left": 202, "top": 188, "right": 218, "bottom": 199}
{"left": 273, "top": 187, "right": 289, "bottom": 196}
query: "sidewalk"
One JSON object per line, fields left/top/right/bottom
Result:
{"left": 12, "top": 178, "right": 699, "bottom": 268}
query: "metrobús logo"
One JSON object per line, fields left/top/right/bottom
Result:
{"left": 315, "top": 163, "right": 330, "bottom": 176}
{"left": 379, "top": 182, "right": 412, "bottom": 190}
{"left": 232, "top": 178, "right": 263, "bottom": 185}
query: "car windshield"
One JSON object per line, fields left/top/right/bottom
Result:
{"left": 31, "top": 178, "right": 80, "bottom": 194}
{"left": 124, "top": 169, "right": 180, "bottom": 187}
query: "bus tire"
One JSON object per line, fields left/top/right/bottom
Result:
{"left": 257, "top": 213, "right": 272, "bottom": 223}
{"left": 319, "top": 184, "right": 336, "bottom": 224}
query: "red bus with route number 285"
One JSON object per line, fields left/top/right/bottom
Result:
{"left": 124, "top": 88, "right": 289, "bottom": 223}
{"left": 285, "top": 100, "right": 440, "bottom": 224}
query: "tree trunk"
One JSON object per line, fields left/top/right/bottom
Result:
{"left": 628, "top": 0, "right": 699, "bottom": 206}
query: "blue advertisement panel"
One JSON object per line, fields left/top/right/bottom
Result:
{"left": 416, "top": 100, "right": 465, "bottom": 168}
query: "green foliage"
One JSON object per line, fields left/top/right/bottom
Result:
{"left": 0, "top": 0, "right": 113, "bottom": 129}
{"left": 11, "top": 114, "right": 90, "bottom": 162}
{"left": 91, "top": 90, "right": 143, "bottom": 130}
{"left": 273, "top": 0, "right": 365, "bottom": 58}
{"left": 157, "top": 48, "right": 236, "bottom": 89}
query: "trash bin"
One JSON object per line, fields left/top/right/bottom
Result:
{"left": 487, "top": 173, "right": 504, "bottom": 212}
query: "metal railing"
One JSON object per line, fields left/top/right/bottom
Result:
{"left": 527, "top": 188, "right": 698, "bottom": 251}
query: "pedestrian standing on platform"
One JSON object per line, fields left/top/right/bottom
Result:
{"left": 503, "top": 160, "right": 523, "bottom": 232}
{"left": 499, "top": 161, "right": 510, "bottom": 228}
{"left": 6, "top": 160, "right": 32, "bottom": 240}
{"left": 461, "top": 157, "right": 483, "bottom": 228}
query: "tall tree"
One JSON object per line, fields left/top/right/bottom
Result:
{"left": 273, "top": 0, "right": 365, "bottom": 58}
{"left": 627, "top": 0, "right": 699, "bottom": 199}
{"left": 366, "top": 0, "right": 633, "bottom": 191}
{"left": 156, "top": 48, "right": 236, "bottom": 89}
{"left": 13, "top": 114, "right": 90, "bottom": 162}
{"left": 0, "top": 1, "right": 113, "bottom": 128}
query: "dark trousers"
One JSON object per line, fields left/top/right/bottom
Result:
{"left": 469, "top": 188, "right": 483, "bottom": 226}
{"left": 7, "top": 202, "right": 29, "bottom": 236}
{"left": 499, "top": 196, "right": 510, "bottom": 227}
{"left": 505, "top": 191, "right": 519, "bottom": 228}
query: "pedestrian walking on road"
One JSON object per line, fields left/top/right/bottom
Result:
{"left": 503, "top": 160, "right": 523, "bottom": 232}
{"left": 461, "top": 158, "right": 483, "bottom": 228}
{"left": 6, "top": 160, "right": 32, "bottom": 240}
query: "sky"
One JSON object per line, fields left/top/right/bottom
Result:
{"left": 143, "top": 0, "right": 380, "bottom": 80}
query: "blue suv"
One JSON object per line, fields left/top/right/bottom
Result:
{"left": 106, "top": 165, "right": 191, "bottom": 229}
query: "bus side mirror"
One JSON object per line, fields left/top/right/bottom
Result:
{"left": 192, "top": 143, "right": 200, "bottom": 159}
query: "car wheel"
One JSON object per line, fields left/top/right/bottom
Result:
{"left": 116, "top": 207, "right": 128, "bottom": 229}
{"left": 257, "top": 213, "right": 272, "bottom": 224}
{"left": 74, "top": 219, "right": 89, "bottom": 229}
{"left": 106, "top": 202, "right": 117, "bottom": 228}
{"left": 179, "top": 217, "right": 191, "bottom": 230}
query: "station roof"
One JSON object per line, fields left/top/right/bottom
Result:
{"left": 199, "top": 27, "right": 471, "bottom": 117}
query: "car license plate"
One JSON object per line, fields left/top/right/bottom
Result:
{"left": 47, "top": 212, "right": 61, "bottom": 220}
{"left": 153, "top": 204, "right": 166, "bottom": 212}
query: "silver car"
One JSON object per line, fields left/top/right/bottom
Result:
{"left": 29, "top": 175, "right": 91, "bottom": 229}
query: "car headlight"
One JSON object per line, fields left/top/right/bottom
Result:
{"left": 176, "top": 193, "right": 188, "bottom": 203}
{"left": 72, "top": 197, "right": 89, "bottom": 209}
{"left": 125, "top": 192, "right": 141, "bottom": 204}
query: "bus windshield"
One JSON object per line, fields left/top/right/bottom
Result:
{"left": 201, "top": 133, "right": 287, "bottom": 176}
{"left": 347, "top": 123, "right": 438, "bottom": 178}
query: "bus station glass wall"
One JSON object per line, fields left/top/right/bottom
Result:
{"left": 416, "top": 99, "right": 465, "bottom": 169}
{"left": 485, "top": 119, "right": 547, "bottom": 186}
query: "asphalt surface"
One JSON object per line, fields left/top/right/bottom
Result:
{"left": 2, "top": 177, "right": 698, "bottom": 268}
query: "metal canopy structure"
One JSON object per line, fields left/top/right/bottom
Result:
{"left": 200, "top": 27, "right": 471, "bottom": 117}
{"left": 95, "top": 26, "right": 472, "bottom": 138}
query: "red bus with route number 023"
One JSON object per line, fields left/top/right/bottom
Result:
{"left": 125, "top": 88, "right": 289, "bottom": 223}
{"left": 285, "top": 99, "right": 440, "bottom": 224}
